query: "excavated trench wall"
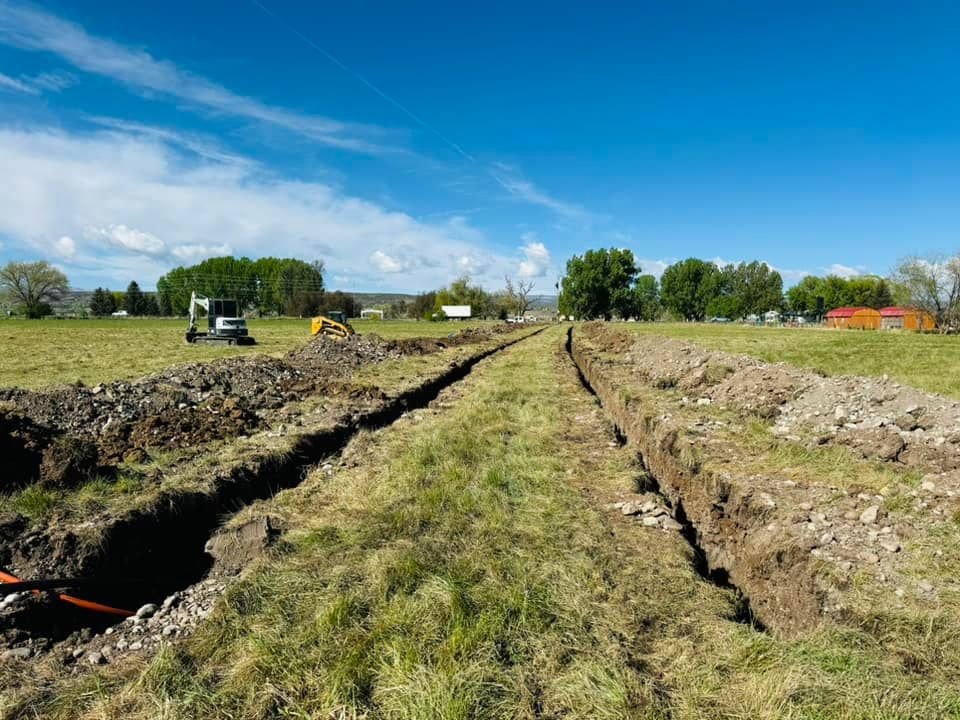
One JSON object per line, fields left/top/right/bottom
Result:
{"left": 5, "top": 328, "right": 544, "bottom": 640}
{"left": 568, "top": 328, "right": 823, "bottom": 636}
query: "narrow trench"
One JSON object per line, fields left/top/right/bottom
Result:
{"left": 9, "top": 329, "right": 544, "bottom": 644}
{"left": 564, "top": 327, "right": 765, "bottom": 631}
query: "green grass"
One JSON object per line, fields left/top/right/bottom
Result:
{"left": 620, "top": 322, "right": 960, "bottom": 398}
{"left": 10, "top": 327, "right": 960, "bottom": 719}
{"left": 0, "top": 317, "right": 501, "bottom": 389}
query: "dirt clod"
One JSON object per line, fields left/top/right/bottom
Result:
{"left": 38, "top": 436, "right": 100, "bottom": 489}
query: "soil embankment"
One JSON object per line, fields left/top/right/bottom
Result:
{"left": 569, "top": 323, "right": 960, "bottom": 636}
{"left": 0, "top": 326, "right": 541, "bottom": 659}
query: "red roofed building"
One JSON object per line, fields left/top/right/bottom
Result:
{"left": 825, "top": 306, "right": 881, "bottom": 329}
{"left": 879, "top": 307, "right": 935, "bottom": 331}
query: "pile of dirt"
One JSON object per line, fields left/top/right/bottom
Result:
{"left": 586, "top": 324, "right": 960, "bottom": 473}
{"left": 575, "top": 324, "right": 960, "bottom": 633}
{"left": 287, "top": 333, "right": 404, "bottom": 369}
{"left": 0, "top": 326, "right": 526, "bottom": 488}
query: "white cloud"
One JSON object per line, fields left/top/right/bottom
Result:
{"left": 53, "top": 235, "right": 75, "bottom": 258}
{"left": 370, "top": 250, "right": 404, "bottom": 273}
{"left": 456, "top": 254, "right": 488, "bottom": 275}
{"left": 0, "top": 123, "right": 519, "bottom": 291}
{"left": 518, "top": 237, "right": 551, "bottom": 278}
{"left": 171, "top": 243, "right": 232, "bottom": 262}
{"left": 634, "top": 258, "right": 672, "bottom": 278}
{"left": 85, "top": 224, "right": 166, "bottom": 256}
{"left": 0, "top": 2, "right": 394, "bottom": 154}
{"left": 0, "top": 71, "right": 37, "bottom": 94}
{"left": 823, "top": 263, "right": 866, "bottom": 279}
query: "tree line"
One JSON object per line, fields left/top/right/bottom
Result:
{"left": 156, "top": 256, "right": 325, "bottom": 316}
{"left": 558, "top": 250, "right": 900, "bottom": 321}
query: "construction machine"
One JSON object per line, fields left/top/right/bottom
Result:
{"left": 311, "top": 310, "right": 355, "bottom": 339}
{"left": 185, "top": 292, "right": 256, "bottom": 345}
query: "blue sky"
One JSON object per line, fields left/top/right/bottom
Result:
{"left": 1, "top": 0, "right": 958, "bottom": 292}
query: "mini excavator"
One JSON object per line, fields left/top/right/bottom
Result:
{"left": 185, "top": 292, "right": 256, "bottom": 345}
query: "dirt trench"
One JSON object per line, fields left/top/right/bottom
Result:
{"left": 564, "top": 328, "right": 766, "bottom": 632}
{"left": 567, "top": 327, "right": 825, "bottom": 636}
{"left": 0, "top": 328, "right": 545, "bottom": 657}
{"left": 564, "top": 329, "right": 766, "bottom": 630}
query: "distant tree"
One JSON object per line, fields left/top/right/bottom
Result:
{"left": 89, "top": 287, "right": 117, "bottom": 316}
{"left": 388, "top": 299, "right": 409, "bottom": 319}
{"left": 504, "top": 275, "right": 536, "bottom": 317}
{"left": 155, "top": 256, "right": 325, "bottom": 316}
{"left": 0, "top": 261, "right": 68, "bottom": 318}
{"left": 410, "top": 291, "right": 437, "bottom": 320}
{"left": 141, "top": 293, "right": 161, "bottom": 316}
{"left": 785, "top": 275, "right": 822, "bottom": 315}
{"left": 157, "top": 288, "right": 173, "bottom": 316}
{"left": 319, "top": 291, "right": 359, "bottom": 318}
{"left": 891, "top": 254, "right": 960, "bottom": 330}
{"left": 818, "top": 275, "right": 854, "bottom": 311}
{"left": 558, "top": 248, "right": 642, "bottom": 320}
{"left": 633, "top": 274, "right": 661, "bottom": 321}
{"left": 125, "top": 281, "right": 145, "bottom": 315}
{"left": 847, "top": 276, "right": 893, "bottom": 309}
{"left": 659, "top": 258, "right": 722, "bottom": 321}
{"left": 730, "top": 261, "right": 783, "bottom": 316}
{"left": 435, "top": 276, "right": 495, "bottom": 318}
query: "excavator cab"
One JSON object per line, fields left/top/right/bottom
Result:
{"left": 311, "top": 310, "right": 355, "bottom": 339}
{"left": 186, "top": 292, "right": 256, "bottom": 345}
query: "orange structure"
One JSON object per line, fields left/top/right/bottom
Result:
{"left": 879, "top": 307, "right": 936, "bottom": 331}
{"left": 825, "top": 306, "right": 882, "bottom": 329}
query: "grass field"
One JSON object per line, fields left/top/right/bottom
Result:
{"left": 620, "top": 323, "right": 960, "bottom": 398}
{"left": 10, "top": 327, "right": 959, "bottom": 719}
{"left": 0, "top": 317, "right": 500, "bottom": 389}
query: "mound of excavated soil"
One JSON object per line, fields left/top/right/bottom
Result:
{"left": 0, "top": 326, "right": 524, "bottom": 488}
{"left": 287, "top": 333, "right": 404, "bottom": 368}
{"left": 575, "top": 324, "right": 960, "bottom": 633}
{"left": 585, "top": 323, "right": 960, "bottom": 474}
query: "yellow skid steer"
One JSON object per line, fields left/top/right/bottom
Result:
{"left": 311, "top": 310, "right": 355, "bottom": 339}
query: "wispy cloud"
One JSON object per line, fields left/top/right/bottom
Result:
{"left": 0, "top": 1, "right": 396, "bottom": 154}
{"left": 88, "top": 116, "right": 253, "bottom": 166}
{"left": 0, "top": 70, "right": 37, "bottom": 94}
{"left": 823, "top": 263, "right": 867, "bottom": 279}
{"left": 490, "top": 162, "right": 595, "bottom": 222}
{"left": 23, "top": 69, "right": 74, "bottom": 91}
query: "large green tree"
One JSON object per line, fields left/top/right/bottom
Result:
{"left": 558, "top": 248, "right": 643, "bottom": 320}
{"left": 435, "top": 276, "right": 495, "bottom": 318}
{"left": 707, "top": 261, "right": 783, "bottom": 319}
{"left": 785, "top": 274, "right": 892, "bottom": 315}
{"left": 634, "top": 274, "right": 661, "bottom": 321}
{"left": 156, "top": 256, "right": 324, "bottom": 316}
{"left": 659, "top": 258, "right": 722, "bottom": 321}
{"left": 0, "top": 260, "right": 68, "bottom": 318}
{"left": 89, "top": 287, "right": 117, "bottom": 316}
{"left": 124, "top": 281, "right": 145, "bottom": 315}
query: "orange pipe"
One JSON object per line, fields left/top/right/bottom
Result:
{"left": 0, "top": 569, "right": 133, "bottom": 618}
